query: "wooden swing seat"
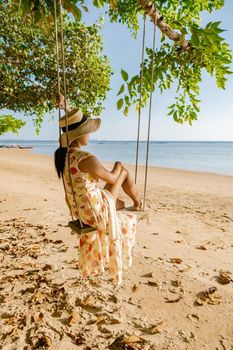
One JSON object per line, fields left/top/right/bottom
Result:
{"left": 68, "top": 207, "right": 144, "bottom": 235}
{"left": 121, "top": 207, "right": 145, "bottom": 219}
{"left": 68, "top": 220, "right": 97, "bottom": 235}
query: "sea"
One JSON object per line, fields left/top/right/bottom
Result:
{"left": 1, "top": 140, "right": 233, "bottom": 176}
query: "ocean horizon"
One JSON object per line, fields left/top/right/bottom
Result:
{"left": 1, "top": 139, "right": 233, "bottom": 176}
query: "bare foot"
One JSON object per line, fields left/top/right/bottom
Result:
{"left": 132, "top": 199, "right": 142, "bottom": 211}
{"left": 116, "top": 198, "right": 125, "bottom": 210}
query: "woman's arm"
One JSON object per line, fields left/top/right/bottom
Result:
{"left": 55, "top": 94, "right": 71, "bottom": 113}
{"left": 78, "top": 156, "right": 124, "bottom": 185}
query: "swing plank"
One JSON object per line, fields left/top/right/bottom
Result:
{"left": 68, "top": 220, "right": 97, "bottom": 235}
{"left": 69, "top": 208, "right": 143, "bottom": 235}
{"left": 120, "top": 207, "right": 145, "bottom": 221}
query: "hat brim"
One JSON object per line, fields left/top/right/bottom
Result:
{"left": 60, "top": 118, "right": 101, "bottom": 147}
{"left": 59, "top": 108, "right": 83, "bottom": 128}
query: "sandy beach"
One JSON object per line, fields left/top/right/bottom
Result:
{"left": 0, "top": 148, "right": 233, "bottom": 350}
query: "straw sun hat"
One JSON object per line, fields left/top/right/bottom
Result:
{"left": 59, "top": 108, "right": 101, "bottom": 147}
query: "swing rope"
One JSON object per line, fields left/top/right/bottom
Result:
{"left": 143, "top": 22, "right": 156, "bottom": 211}
{"left": 53, "top": 0, "right": 61, "bottom": 132}
{"left": 54, "top": 1, "right": 155, "bottom": 218}
{"left": 53, "top": 0, "right": 73, "bottom": 221}
{"left": 54, "top": 0, "right": 84, "bottom": 227}
{"left": 135, "top": 15, "right": 146, "bottom": 184}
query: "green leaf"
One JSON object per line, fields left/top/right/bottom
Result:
{"left": 93, "top": 0, "right": 105, "bottom": 8}
{"left": 117, "top": 98, "right": 124, "bottom": 110}
{"left": 123, "top": 106, "right": 129, "bottom": 116}
{"left": 193, "top": 103, "right": 200, "bottom": 112}
{"left": 82, "top": 5, "right": 89, "bottom": 12}
{"left": 71, "top": 6, "right": 82, "bottom": 21}
{"left": 121, "top": 69, "right": 128, "bottom": 82}
{"left": 167, "top": 109, "right": 174, "bottom": 116}
{"left": 117, "top": 84, "right": 125, "bottom": 96}
{"left": 0, "top": 115, "right": 26, "bottom": 136}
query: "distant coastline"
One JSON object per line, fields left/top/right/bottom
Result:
{"left": 1, "top": 139, "right": 233, "bottom": 143}
{"left": 1, "top": 140, "right": 233, "bottom": 176}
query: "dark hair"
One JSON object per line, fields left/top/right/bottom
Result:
{"left": 54, "top": 115, "right": 87, "bottom": 178}
{"left": 54, "top": 147, "right": 67, "bottom": 178}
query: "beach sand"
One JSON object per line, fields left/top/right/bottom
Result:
{"left": 0, "top": 148, "right": 233, "bottom": 350}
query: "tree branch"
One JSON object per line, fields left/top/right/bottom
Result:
{"left": 0, "top": 105, "right": 10, "bottom": 110}
{"left": 139, "top": 0, "right": 190, "bottom": 50}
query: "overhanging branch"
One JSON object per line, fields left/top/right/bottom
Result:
{"left": 139, "top": 0, "right": 190, "bottom": 50}
{"left": 0, "top": 105, "right": 10, "bottom": 110}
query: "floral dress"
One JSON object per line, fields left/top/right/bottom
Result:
{"left": 63, "top": 147, "right": 136, "bottom": 284}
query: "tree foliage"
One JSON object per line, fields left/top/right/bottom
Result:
{"left": 110, "top": 0, "right": 232, "bottom": 124}
{"left": 0, "top": 2, "right": 111, "bottom": 132}
{"left": 2, "top": 0, "right": 232, "bottom": 126}
{"left": 0, "top": 115, "right": 26, "bottom": 136}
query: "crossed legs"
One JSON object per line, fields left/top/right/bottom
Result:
{"left": 104, "top": 166, "right": 141, "bottom": 211}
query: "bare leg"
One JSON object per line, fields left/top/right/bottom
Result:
{"left": 116, "top": 198, "right": 126, "bottom": 210}
{"left": 104, "top": 185, "right": 125, "bottom": 210}
{"left": 122, "top": 171, "right": 141, "bottom": 210}
{"left": 104, "top": 169, "right": 128, "bottom": 209}
{"left": 104, "top": 169, "right": 141, "bottom": 211}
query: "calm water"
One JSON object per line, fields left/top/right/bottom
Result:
{"left": 1, "top": 140, "right": 233, "bottom": 175}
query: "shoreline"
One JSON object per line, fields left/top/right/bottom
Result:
{"left": 1, "top": 140, "right": 233, "bottom": 177}
{"left": 2, "top": 147, "right": 233, "bottom": 179}
{"left": 1, "top": 148, "right": 233, "bottom": 199}
{"left": 1, "top": 148, "right": 233, "bottom": 348}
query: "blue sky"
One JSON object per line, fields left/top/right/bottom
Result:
{"left": 2, "top": 1, "right": 233, "bottom": 141}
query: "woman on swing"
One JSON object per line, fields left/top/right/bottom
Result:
{"left": 54, "top": 95, "right": 141, "bottom": 284}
